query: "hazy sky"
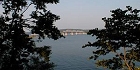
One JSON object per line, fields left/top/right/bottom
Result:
{"left": 0, "top": 0, "right": 140, "bottom": 29}
{"left": 46, "top": 0, "right": 140, "bottom": 29}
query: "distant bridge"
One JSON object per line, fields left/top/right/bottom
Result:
{"left": 28, "top": 29, "right": 89, "bottom": 37}
{"left": 60, "top": 29, "right": 87, "bottom": 36}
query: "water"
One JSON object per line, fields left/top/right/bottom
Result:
{"left": 36, "top": 35, "right": 102, "bottom": 70}
{"left": 35, "top": 35, "right": 140, "bottom": 70}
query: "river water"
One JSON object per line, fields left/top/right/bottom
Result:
{"left": 35, "top": 35, "right": 140, "bottom": 70}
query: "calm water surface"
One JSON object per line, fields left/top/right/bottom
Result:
{"left": 36, "top": 35, "right": 102, "bottom": 70}
{"left": 35, "top": 35, "right": 140, "bottom": 70}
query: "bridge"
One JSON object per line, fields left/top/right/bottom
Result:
{"left": 60, "top": 29, "right": 87, "bottom": 36}
{"left": 28, "top": 29, "right": 89, "bottom": 37}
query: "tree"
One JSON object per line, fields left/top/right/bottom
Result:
{"left": 83, "top": 6, "right": 140, "bottom": 70}
{"left": 0, "top": 0, "right": 63, "bottom": 70}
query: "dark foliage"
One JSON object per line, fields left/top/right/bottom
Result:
{"left": 0, "top": 0, "right": 63, "bottom": 70}
{"left": 83, "top": 6, "right": 140, "bottom": 70}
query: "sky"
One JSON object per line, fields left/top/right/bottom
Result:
{"left": 46, "top": 0, "right": 140, "bottom": 29}
{"left": 0, "top": 0, "right": 140, "bottom": 29}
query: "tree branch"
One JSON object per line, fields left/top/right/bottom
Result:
{"left": 123, "top": 47, "right": 133, "bottom": 70}
{"left": 21, "top": 3, "right": 33, "bottom": 15}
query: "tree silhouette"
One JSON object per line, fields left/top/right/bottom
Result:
{"left": 0, "top": 0, "right": 63, "bottom": 70}
{"left": 83, "top": 6, "right": 140, "bottom": 70}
